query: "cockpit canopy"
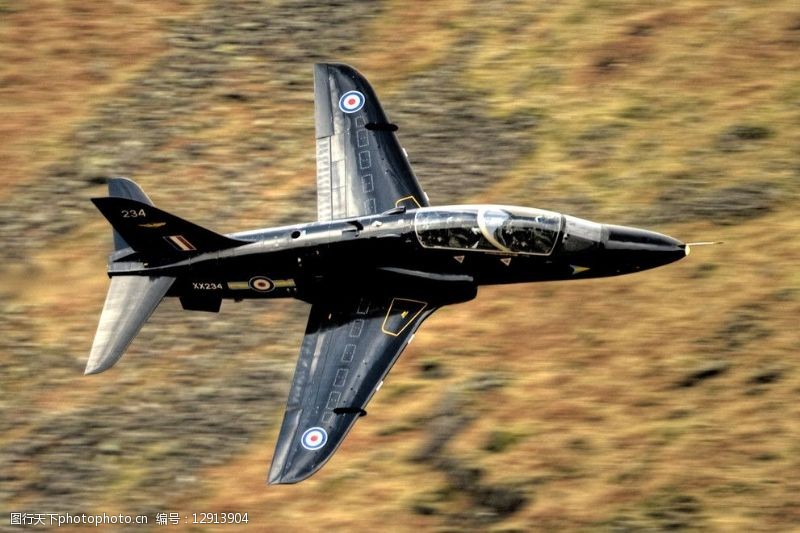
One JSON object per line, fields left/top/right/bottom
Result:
{"left": 414, "top": 206, "right": 563, "bottom": 255}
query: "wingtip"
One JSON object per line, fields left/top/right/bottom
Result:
{"left": 266, "top": 476, "right": 299, "bottom": 486}
{"left": 267, "top": 464, "right": 290, "bottom": 485}
{"left": 266, "top": 463, "right": 325, "bottom": 485}
{"left": 266, "top": 472, "right": 285, "bottom": 486}
{"left": 266, "top": 463, "right": 308, "bottom": 485}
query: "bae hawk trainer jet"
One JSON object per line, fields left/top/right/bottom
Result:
{"left": 87, "top": 63, "right": 694, "bottom": 484}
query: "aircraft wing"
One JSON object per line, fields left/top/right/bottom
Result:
{"left": 268, "top": 293, "right": 438, "bottom": 484}
{"left": 314, "top": 63, "right": 428, "bottom": 221}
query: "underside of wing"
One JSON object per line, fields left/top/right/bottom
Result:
{"left": 314, "top": 63, "right": 429, "bottom": 221}
{"left": 268, "top": 293, "right": 439, "bottom": 484}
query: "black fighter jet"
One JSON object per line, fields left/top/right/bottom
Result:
{"left": 87, "top": 63, "right": 693, "bottom": 484}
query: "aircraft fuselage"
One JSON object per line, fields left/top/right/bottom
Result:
{"left": 114, "top": 204, "right": 686, "bottom": 308}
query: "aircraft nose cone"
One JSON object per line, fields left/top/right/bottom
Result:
{"left": 602, "top": 224, "right": 686, "bottom": 272}
{"left": 605, "top": 225, "right": 684, "bottom": 251}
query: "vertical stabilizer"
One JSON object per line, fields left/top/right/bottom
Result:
{"left": 107, "top": 177, "right": 154, "bottom": 251}
{"left": 85, "top": 275, "right": 175, "bottom": 375}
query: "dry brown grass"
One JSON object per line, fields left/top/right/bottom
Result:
{"left": 1, "top": 0, "right": 798, "bottom": 531}
{"left": 0, "top": 0, "right": 205, "bottom": 197}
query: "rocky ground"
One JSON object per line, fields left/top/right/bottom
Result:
{"left": 1, "top": 0, "right": 799, "bottom": 531}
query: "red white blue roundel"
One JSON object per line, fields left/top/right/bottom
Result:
{"left": 338, "top": 90, "right": 365, "bottom": 113}
{"left": 249, "top": 276, "right": 274, "bottom": 292}
{"left": 301, "top": 427, "right": 328, "bottom": 450}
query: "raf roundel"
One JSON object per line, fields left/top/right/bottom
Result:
{"left": 249, "top": 276, "right": 275, "bottom": 292}
{"left": 301, "top": 427, "right": 328, "bottom": 451}
{"left": 338, "top": 90, "right": 365, "bottom": 113}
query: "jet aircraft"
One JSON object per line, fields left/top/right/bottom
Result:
{"left": 87, "top": 63, "right": 693, "bottom": 484}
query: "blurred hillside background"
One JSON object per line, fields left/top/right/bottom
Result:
{"left": 1, "top": 0, "right": 798, "bottom": 531}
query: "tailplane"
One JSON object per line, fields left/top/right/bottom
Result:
{"left": 85, "top": 275, "right": 175, "bottom": 374}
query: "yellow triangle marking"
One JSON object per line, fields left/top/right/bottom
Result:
{"left": 401, "top": 310, "right": 409, "bottom": 319}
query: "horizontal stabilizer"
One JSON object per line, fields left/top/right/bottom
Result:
{"left": 85, "top": 275, "right": 175, "bottom": 374}
{"left": 92, "top": 197, "right": 248, "bottom": 260}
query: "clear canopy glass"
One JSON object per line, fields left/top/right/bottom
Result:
{"left": 415, "top": 206, "right": 562, "bottom": 255}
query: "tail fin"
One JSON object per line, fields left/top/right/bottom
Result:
{"left": 85, "top": 275, "right": 175, "bottom": 374}
{"left": 92, "top": 196, "right": 247, "bottom": 261}
{"left": 107, "top": 177, "right": 154, "bottom": 251}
